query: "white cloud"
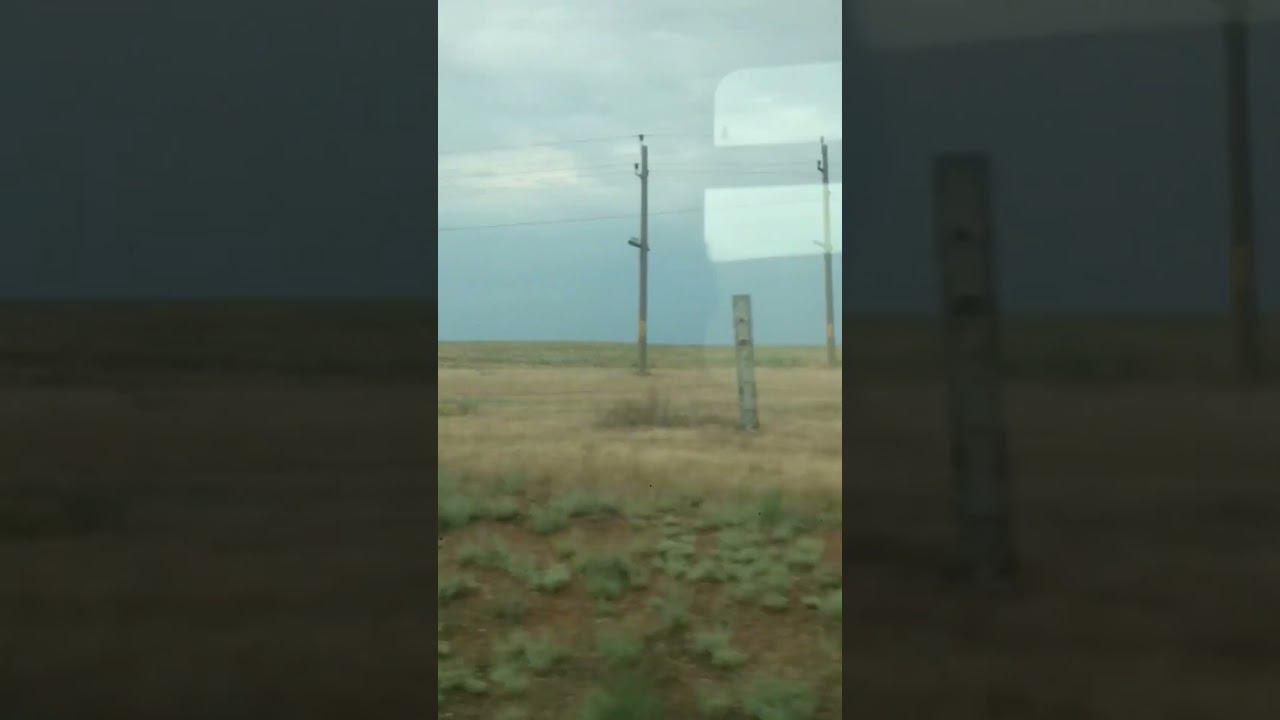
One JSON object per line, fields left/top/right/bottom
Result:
{"left": 438, "top": 2, "right": 626, "bottom": 79}
{"left": 437, "top": 0, "right": 843, "bottom": 223}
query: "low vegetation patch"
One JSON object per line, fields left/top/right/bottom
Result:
{"left": 597, "top": 390, "right": 733, "bottom": 429}
{"left": 740, "top": 675, "right": 820, "bottom": 720}
{"left": 438, "top": 397, "right": 481, "bottom": 417}
{"left": 579, "top": 670, "right": 667, "bottom": 720}
{"left": 437, "top": 474, "right": 842, "bottom": 718}
{"left": 691, "top": 626, "right": 749, "bottom": 669}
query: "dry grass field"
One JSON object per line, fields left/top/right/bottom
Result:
{"left": 437, "top": 364, "right": 842, "bottom": 498}
{"left": 437, "top": 347, "right": 844, "bottom": 720}
{"left": 4, "top": 304, "right": 1280, "bottom": 719}
{"left": 438, "top": 324, "right": 1280, "bottom": 720}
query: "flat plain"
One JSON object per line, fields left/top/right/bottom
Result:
{"left": 437, "top": 319, "right": 1280, "bottom": 720}
{"left": 3, "top": 305, "right": 1279, "bottom": 718}
{"left": 438, "top": 343, "right": 843, "bottom": 720}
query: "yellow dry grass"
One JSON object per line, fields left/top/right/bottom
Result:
{"left": 437, "top": 364, "right": 842, "bottom": 506}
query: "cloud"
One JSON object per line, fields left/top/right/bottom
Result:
{"left": 436, "top": 0, "right": 845, "bottom": 342}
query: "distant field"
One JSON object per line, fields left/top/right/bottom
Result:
{"left": 440, "top": 315, "right": 1280, "bottom": 384}
{"left": 1, "top": 303, "right": 1275, "bottom": 385}
{"left": 438, "top": 342, "right": 834, "bottom": 370}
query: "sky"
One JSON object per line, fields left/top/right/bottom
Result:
{"left": 439, "top": 1, "right": 1278, "bottom": 346}
{"left": 437, "top": 1, "right": 846, "bottom": 347}
{"left": 4, "top": 2, "right": 1276, "bottom": 347}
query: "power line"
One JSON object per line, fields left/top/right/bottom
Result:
{"left": 437, "top": 198, "right": 825, "bottom": 233}
{"left": 655, "top": 159, "right": 821, "bottom": 168}
{"left": 440, "top": 164, "right": 836, "bottom": 181}
{"left": 655, "top": 168, "right": 836, "bottom": 177}
{"left": 438, "top": 162, "right": 629, "bottom": 181}
{"left": 435, "top": 129, "right": 725, "bottom": 157}
{"left": 438, "top": 208, "right": 698, "bottom": 233}
{"left": 437, "top": 135, "right": 640, "bottom": 156}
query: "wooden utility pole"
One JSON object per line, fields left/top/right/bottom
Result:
{"left": 1220, "top": 0, "right": 1263, "bottom": 384}
{"left": 633, "top": 135, "right": 650, "bottom": 376}
{"left": 816, "top": 137, "right": 838, "bottom": 368}
{"left": 933, "top": 153, "right": 1015, "bottom": 585}
{"left": 732, "top": 294, "right": 759, "bottom": 431}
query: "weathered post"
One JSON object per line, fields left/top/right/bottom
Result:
{"left": 732, "top": 294, "right": 759, "bottom": 431}
{"left": 1219, "top": 0, "right": 1263, "bottom": 384}
{"left": 932, "top": 153, "right": 1015, "bottom": 584}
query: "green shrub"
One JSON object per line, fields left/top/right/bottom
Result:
{"left": 439, "top": 475, "right": 478, "bottom": 532}
{"left": 531, "top": 562, "right": 572, "bottom": 593}
{"left": 759, "top": 592, "right": 789, "bottom": 611}
{"left": 438, "top": 575, "right": 477, "bottom": 604}
{"left": 439, "top": 661, "right": 488, "bottom": 696}
{"left": 729, "top": 579, "right": 761, "bottom": 603}
{"left": 495, "top": 706, "right": 530, "bottom": 720}
{"left": 814, "top": 566, "right": 842, "bottom": 590}
{"left": 696, "top": 683, "right": 735, "bottom": 718}
{"left": 686, "top": 559, "right": 726, "bottom": 584}
{"left": 553, "top": 534, "right": 583, "bottom": 560}
{"left": 456, "top": 536, "right": 512, "bottom": 570}
{"left": 740, "top": 676, "right": 818, "bottom": 720}
{"left": 783, "top": 537, "right": 824, "bottom": 569}
{"left": 652, "top": 536, "right": 698, "bottom": 578}
{"left": 553, "top": 490, "right": 619, "bottom": 519}
{"left": 649, "top": 589, "right": 691, "bottom": 634}
{"left": 494, "top": 595, "right": 528, "bottom": 624}
{"left": 802, "top": 588, "right": 842, "bottom": 620}
{"left": 497, "top": 473, "right": 528, "bottom": 496}
{"left": 579, "top": 671, "right": 666, "bottom": 720}
{"left": 596, "top": 626, "right": 645, "bottom": 668}
{"left": 578, "top": 551, "right": 642, "bottom": 601}
{"left": 758, "top": 488, "right": 785, "bottom": 527}
{"left": 530, "top": 503, "right": 570, "bottom": 535}
{"left": 491, "top": 664, "right": 530, "bottom": 696}
{"left": 494, "top": 629, "right": 568, "bottom": 674}
{"left": 485, "top": 497, "right": 522, "bottom": 521}
{"left": 690, "top": 627, "right": 748, "bottom": 669}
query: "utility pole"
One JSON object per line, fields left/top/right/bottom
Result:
{"left": 933, "top": 153, "right": 1015, "bottom": 585}
{"left": 1219, "top": 0, "right": 1263, "bottom": 384}
{"left": 816, "top": 137, "right": 838, "bottom": 368}
{"left": 633, "top": 135, "right": 650, "bottom": 376}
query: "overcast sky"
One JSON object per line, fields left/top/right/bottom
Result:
{"left": 439, "top": 1, "right": 1278, "bottom": 346}
{"left": 437, "top": 0, "right": 845, "bottom": 346}
{"left": 5, "top": 3, "right": 1275, "bottom": 346}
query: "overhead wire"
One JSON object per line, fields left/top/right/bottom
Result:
{"left": 438, "top": 197, "right": 831, "bottom": 234}
{"left": 437, "top": 135, "right": 642, "bottom": 156}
